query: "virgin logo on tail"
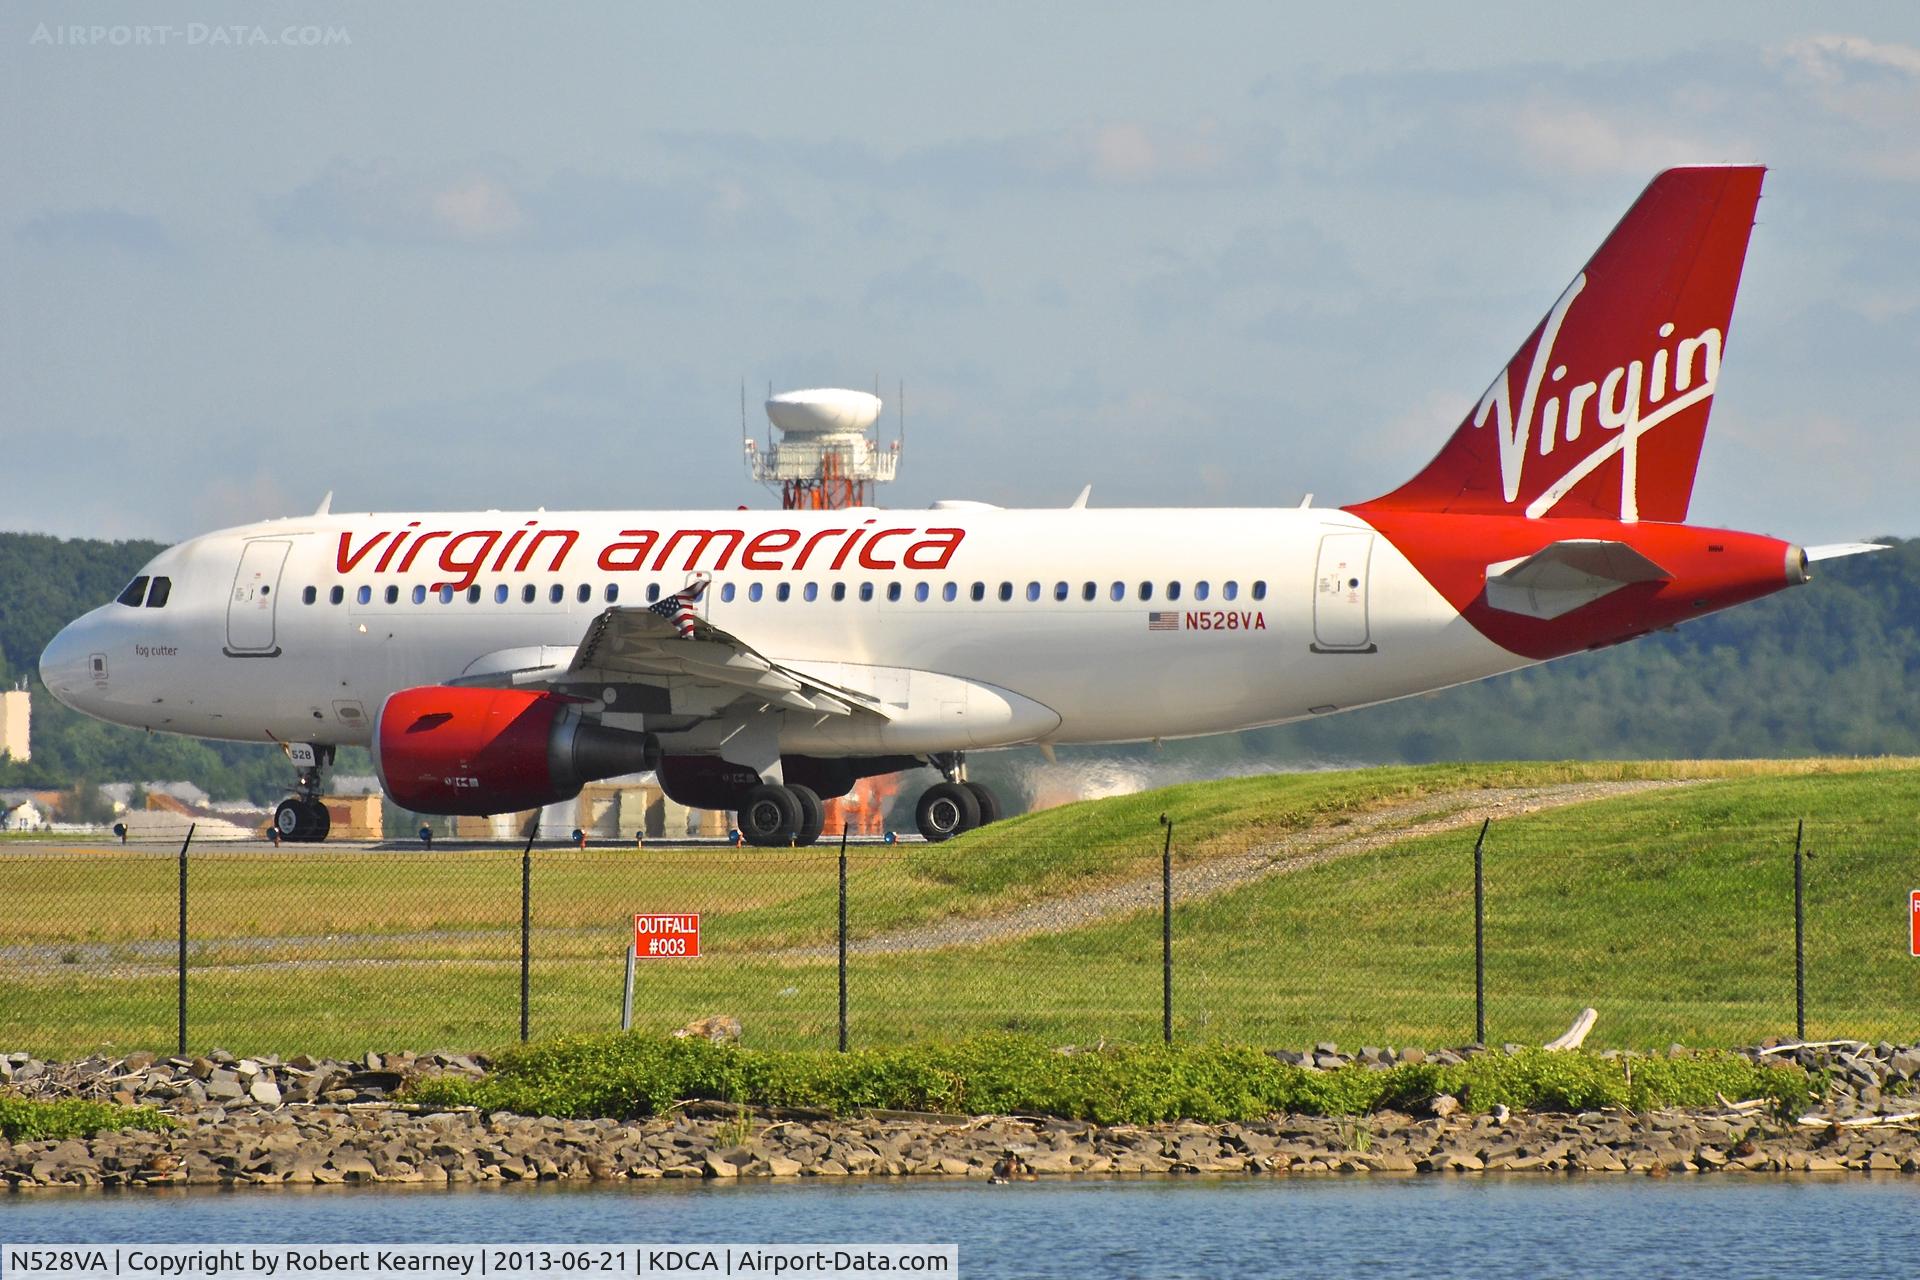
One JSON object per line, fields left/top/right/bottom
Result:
{"left": 1357, "top": 165, "right": 1763, "bottom": 525}
{"left": 1476, "top": 273, "right": 1723, "bottom": 521}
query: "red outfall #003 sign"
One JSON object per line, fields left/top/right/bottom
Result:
{"left": 634, "top": 913, "right": 700, "bottom": 959}
{"left": 1911, "top": 892, "right": 1919, "bottom": 958}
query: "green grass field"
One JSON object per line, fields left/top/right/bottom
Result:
{"left": 3, "top": 759, "right": 1917, "bottom": 1057}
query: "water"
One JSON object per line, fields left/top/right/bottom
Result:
{"left": 4, "top": 1178, "right": 1918, "bottom": 1278}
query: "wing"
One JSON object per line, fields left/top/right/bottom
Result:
{"left": 556, "top": 607, "right": 890, "bottom": 719}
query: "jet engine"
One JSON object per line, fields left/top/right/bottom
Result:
{"left": 373, "top": 686, "right": 655, "bottom": 816}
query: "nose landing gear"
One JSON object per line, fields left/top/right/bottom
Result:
{"left": 273, "top": 743, "right": 335, "bottom": 843}
{"left": 915, "top": 754, "right": 1001, "bottom": 843}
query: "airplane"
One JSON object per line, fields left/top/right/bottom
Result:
{"left": 38, "top": 165, "right": 1882, "bottom": 846}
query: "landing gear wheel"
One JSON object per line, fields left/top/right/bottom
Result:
{"left": 273, "top": 798, "right": 330, "bottom": 843}
{"left": 274, "top": 799, "right": 308, "bottom": 842}
{"left": 739, "top": 784, "right": 802, "bottom": 848}
{"left": 962, "top": 781, "right": 1002, "bottom": 825}
{"left": 916, "top": 781, "right": 981, "bottom": 843}
{"left": 788, "top": 783, "right": 826, "bottom": 846}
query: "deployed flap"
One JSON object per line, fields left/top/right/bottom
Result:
{"left": 565, "top": 607, "right": 890, "bottom": 719}
{"left": 1484, "top": 539, "right": 1671, "bottom": 620}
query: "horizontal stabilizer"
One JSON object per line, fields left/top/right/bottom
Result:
{"left": 1485, "top": 539, "right": 1672, "bottom": 620}
{"left": 1805, "top": 542, "right": 1890, "bottom": 562}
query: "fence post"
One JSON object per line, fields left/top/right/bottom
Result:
{"left": 176, "top": 823, "right": 194, "bottom": 1056}
{"left": 1161, "top": 814, "right": 1174, "bottom": 1046}
{"left": 1793, "top": 819, "right": 1806, "bottom": 1041}
{"left": 838, "top": 825, "right": 850, "bottom": 1054}
{"left": 1473, "top": 818, "right": 1488, "bottom": 1047}
{"left": 520, "top": 827, "right": 534, "bottom": 1043}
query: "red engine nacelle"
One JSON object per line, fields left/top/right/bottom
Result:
{"left": 373, "top": 686, "right": 654, "bottom": 816}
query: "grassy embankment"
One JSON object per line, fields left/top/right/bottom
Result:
{"left": 3, "top": 758, "right": 1916, "bottom": 1056}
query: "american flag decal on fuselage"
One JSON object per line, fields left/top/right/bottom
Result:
{"left": 1147, "top": 611, "right": 1180, "bottom": 631}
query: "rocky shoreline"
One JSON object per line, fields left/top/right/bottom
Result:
{"left": 4, "top": 1042, "right": 1917, "bottom": 1189}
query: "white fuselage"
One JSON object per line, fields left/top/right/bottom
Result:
{"left": 39, "top": 505, "right": 1524, "bottom": 755}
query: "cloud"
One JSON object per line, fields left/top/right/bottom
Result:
{"left": 1776, "top": 33, "right": 1920, "bottom": 81}
{"left": 262, "top": 159, "right": 792, "bottom": 249}
{"left": 16, "top": 207, "right": 173, "bottom": 255}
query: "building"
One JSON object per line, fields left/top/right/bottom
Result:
{"left": 2, "top": 799, "right": 43, "bottom": 831}
{"left": 0, "top": 688, "right": 29, "bottom": 762}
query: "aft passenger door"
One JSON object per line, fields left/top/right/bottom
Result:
{"left": 226, "top": 538, "right": 290, "bottom": 656}
{"left": 1311, "top": 532, "right": 1375, "bottom": 653}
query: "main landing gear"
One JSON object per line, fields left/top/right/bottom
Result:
{"left": 272, "top": 743, "right": 334, "bottom": 844}
{"left": 914, "top": 754, "right": 1001, "bottom": 843}
{"left": 736, "top": 781, "right": 827, "bottom": 848}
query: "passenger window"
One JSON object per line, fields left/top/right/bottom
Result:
{"left": 776, "top": 583, "right": 791, "bottom": 602}
{"left": 720, "top": 583, "right": 736, "bottom": 603}
{"left": 1082, "top": 582, "right": 1096, "bottom": 602}
{"left": 1026, "top": 582, "right": 1041, "bottom": 602}
{"left": 999, "top": 582, "right": 1013, "bottom": 602}
{"left": 831, "top": 583, "right": 846, "bottom": 602}
{"left": 1138, "top": 582, "right": 1153, "bottom": 601}
{"left": 549, "top": 584, "right": 564, "bottom": 603}
{"left": 942, "top": 582, "right": 957, "bottom": 602}
{"left": 859, "top": 583, "right": 874, "bottom": 602}
{"left": 357, "top": 586, "right": 372, "bottom": 605}
{"left": 412, "top": 586, "right": 427, "bottom": 605}
{"left": 495, "top": 585, "right": 509, "bottom": 603}
{"left": 328, "top": 585, "right": 343, "bottom": 605}
{"left": 148, "top": 577, "right": 173, "bottom": 608}
{"left": 1110, "top": 582, "right": 1124, "bottom": 601}
{"left": 887, "top": 583, "right": 902, "bottom": 602}
{"left": 302, "top": 586, "right": 317, "bottom": 605}
{"left": 1054, "top": 582, "right": 1069, "bottom": 601}
{"left": 576, "top": 584, "right": 591, "bottom": 603}
{"left": 439, "top": 586, "right": 455, "bottom": 604}
{"left": 521, "top": 585, "right": 535, "bottom": 604}
{"left": 967, "top": 582, "right": 982, "bottom": 602}
{"left": 604, "top": 584, "right": 619, "bottom": 603}
{"left": 464, "top": 586, "right": 479, "bottom": 603}
{"left": 804, "top": 582, "right": 818, "bottom": 602}
{"left": 1252, "top": 580, "right": 1267, "bottom": 600}
{"left": 386, "top": 586, "right": 400, "bottom": 605}
{"left": 647, "top": 584, "right": 661, "bottom": 603}
{"left": 1223, "top": 581, "right": 1238, "bottom": 601}
{"left": 117, "top": 576, "right": 149, "bottom": 607}
{"left": 1194, "top": 581, "right": 1210, "bottom": 601}
{"left": 1167, "top": 582, "right": 1182, "bottom": 601}
{"left": 914, "top": 583, "right": 929, "bottom": 602}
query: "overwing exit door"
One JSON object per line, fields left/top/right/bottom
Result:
{"left": 1311, "top": 532, "right": 1376, "bottom": 653}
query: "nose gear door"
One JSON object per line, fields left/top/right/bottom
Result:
{"left": 1311, "top": 532, "right": 1376, "bottom": 653}
{"left": 226, "top": 538, "right": 291, "bottom": 656}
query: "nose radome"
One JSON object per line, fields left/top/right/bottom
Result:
{"left": 39, "top": 616, "right": 96, "bottom": 711}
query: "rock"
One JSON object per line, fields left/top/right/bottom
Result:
{"left": 249, "top": 1078, "right": 282, "bottom": 1107}
{"left": 703, "top": 1154, "right": 739, "bottom": 1178}
{"left": 1398, "top": 1047, "right": 1426, "bottom": 1065}
{"left": 1430, "top": 1095, "right": 1461, "bottom": 1119}
{"left": 673, "top": 1016, "right": 744, "bottom": 1044}
{"left": 205, "top": 1077, "right": 245, "bottom": 1101}
{"left": 766, "top": 1156, "right": 803, "bottom": 1177}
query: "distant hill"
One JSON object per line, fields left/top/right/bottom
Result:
{"left": 2, "top": 530, "right": 1916, "bottom": 807}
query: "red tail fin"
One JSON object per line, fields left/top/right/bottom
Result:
{"left": 1361, "top": 165, "right": 1764, "bottom": 523}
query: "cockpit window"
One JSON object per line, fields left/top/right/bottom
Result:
{"left": 146, "top": 577, "right": 172, "bottom": 608}
{"left": 116, "top": 576, "right": 149, "bottom": 607}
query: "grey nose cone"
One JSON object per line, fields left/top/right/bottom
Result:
{"left": 38, "top": 620, "right": 90, "bottom": 710}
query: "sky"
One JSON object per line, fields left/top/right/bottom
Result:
{"left": 3, "top": 1, "right": 1916, "bottom": 545}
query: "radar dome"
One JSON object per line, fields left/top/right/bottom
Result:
{"left": 765, "top": 388, "right": 882, "bottom": 436}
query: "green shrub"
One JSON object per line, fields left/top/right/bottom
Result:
{"left": 0, "top": 1092, "right": 174, "bottom": 1141}
{"left": 405, "top": 1035, "right": 1816, "bottom": 1126}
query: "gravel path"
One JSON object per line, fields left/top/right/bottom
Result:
{"left": 791, "top": 779, "right": 1697, "bottom": 958}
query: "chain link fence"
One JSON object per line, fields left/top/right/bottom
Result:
{"left": 2, "top": 808, "right": 1915, "bottom": 1059}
